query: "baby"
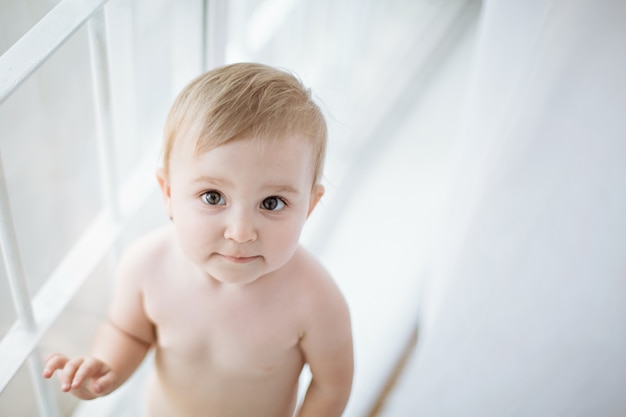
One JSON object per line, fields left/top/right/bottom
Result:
{"left": 43, "top": 62, "right": 354, "bottom": 417}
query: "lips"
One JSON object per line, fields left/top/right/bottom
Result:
{"left": 219, "top": 254, "right": 260, "bottom": 264}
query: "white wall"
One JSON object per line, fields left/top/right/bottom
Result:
{"left": 394, "top": 0, "right": 626, "bottom": 415}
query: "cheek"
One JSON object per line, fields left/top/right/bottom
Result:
{"left": 264, "top": 218, "right": 305, "bottom": 255}
{"left": 173, "top": 208, "right": 219, "bottom": 251}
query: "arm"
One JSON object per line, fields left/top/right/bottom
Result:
{"left": 43, "top": 240, "right": 156, "bottom": 399}
{"left": 296, "top": 277, "right": 354, "bottom": 417}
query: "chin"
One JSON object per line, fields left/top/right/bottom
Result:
{"left": 208, "top": 269, "right": 264, "bottom": 285}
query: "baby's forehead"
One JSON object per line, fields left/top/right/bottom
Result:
{"left": 166, "top": 126, "right": 320, "bottom": 184}
{"left": 198, "top": 132, "right": 313, "bottom": 155}
{"left": 172, "top": 131, "right": 311, "bottom": 162}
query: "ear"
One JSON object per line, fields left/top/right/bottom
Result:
{"left": 156, "top": 167, "right": 173, "bottom": 220}
{"left": 307, "top": 184, "right": 325, "bottom": 218}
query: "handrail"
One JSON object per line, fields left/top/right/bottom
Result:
{"left": 0, "top": 0, "right": 109, "bottom": 104}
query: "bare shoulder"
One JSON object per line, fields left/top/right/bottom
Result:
{"left": 106, "top": 226, "right": 176, "bottom": 343}
{"left": 289, "top": 246, "right": 349, "bottom": 318}
{"left": 116, "top": 225, "right": 177, "bottom": 285}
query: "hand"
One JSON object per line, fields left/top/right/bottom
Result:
{"left": 42, "top": 353, "right": 117, "bottom": 400}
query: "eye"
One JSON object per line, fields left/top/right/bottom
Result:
{"left": 201, "top": 191, "right": 226, "bottom": 206}
{"left": 261, "top": 196, "right": 286, "bottom": 211}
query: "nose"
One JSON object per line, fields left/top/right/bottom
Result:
{"left": 224, "top": 208, "right": 257, "bottom": 243}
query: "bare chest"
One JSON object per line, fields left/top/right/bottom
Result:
{"left": 143, "top": 276, "right": 304, "bottom": 374}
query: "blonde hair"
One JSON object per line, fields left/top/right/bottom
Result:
{"left": 161, "top": 62, "right": 327, "bottom": 184}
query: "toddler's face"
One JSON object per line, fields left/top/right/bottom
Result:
{"left": 159, "top": 134, "right": 323, "bottom": 284}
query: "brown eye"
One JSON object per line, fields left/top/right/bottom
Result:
{"left": 261, "top": 196, "right": 285, "bottom": 211}
{"left": 202, "top": 191, "right": 225, "bottom": 205}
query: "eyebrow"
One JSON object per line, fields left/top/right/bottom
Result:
{"left": 191, "top": 175, "right": 232, "bottom": 187}
{"left": 263, "top": 184, "right": 300, "bottom": 195}
{"left": 191, "top": 175, "right": 300, "bottom": 195}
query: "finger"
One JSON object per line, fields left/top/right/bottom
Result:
{"left": 93, "top": 370, "right": 116, "bottom": 395}
{"left": 42, "top": 353, "right": 69, "bottom": 379}
{"left": 71, "top": 357, "right": 104, "bottom": 389}
{"left": 60, "top": 358, "right": 84, "bottom": 392}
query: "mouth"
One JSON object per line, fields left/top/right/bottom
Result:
{"left": 219, "top": 254, "right": 261, "bottom": 264}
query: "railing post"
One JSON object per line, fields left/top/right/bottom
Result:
{"left": 0, "top": 152, "right": 60, "bottom": 417}
{"left": 88, "top": 8, "right": 121, "bottom": 222}
{"left": 0, "top": 151, "right": 35, "bottom": 332}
